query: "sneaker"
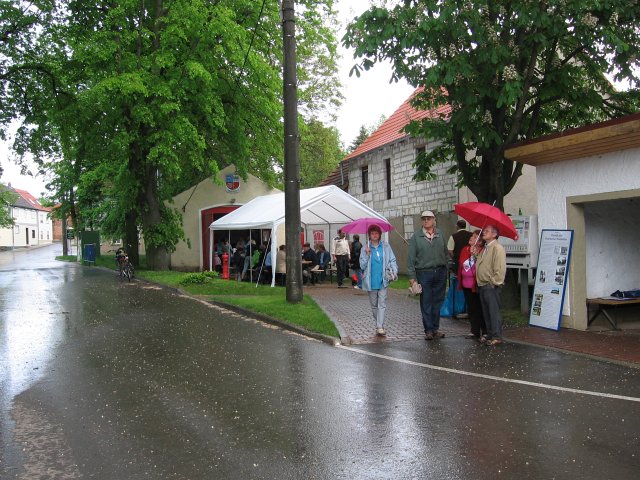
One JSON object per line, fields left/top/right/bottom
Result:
{"left": 433, "top": 331, "right": 445, "bottom": 338}
{"left": 465, "top": 333, "right": 479, "bottom": 339}
{"left": 353, "top": 285, "right": 360, "bottom": 289}
{"left": 375, "top": 327, "right": 386, "bottom": 336}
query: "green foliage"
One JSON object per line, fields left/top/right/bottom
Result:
{"left": 0, "top": 185, "right": 18, "bottom": 228}
{"left": 3, "top": 0, "right": 342, "bottom": 269}
{"left": 178, "top": 270, "right": 219, "bottom": 286}
{"left": 344, "top": 0, "right": 640, "bottom": 207}
{"left": 299, "top": 118, "right": 344, "bottom": 188}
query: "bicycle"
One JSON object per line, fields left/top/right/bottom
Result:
{"left": 116, "top": 250, "right": 135, "bottom": 281}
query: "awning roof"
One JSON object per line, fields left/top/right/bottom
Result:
{"left": 210, "top": 185, "right": 387, "bottom": 230}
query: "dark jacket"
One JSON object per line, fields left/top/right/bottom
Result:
{"left": 350, "top": 240, "right": 362, "bottom": 269}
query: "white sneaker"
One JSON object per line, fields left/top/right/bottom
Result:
{"left": 376, "top": 327, "right": 386, "bottom": 336}
{"left": 353, "top": 285, "right": 360, "bottom": 289}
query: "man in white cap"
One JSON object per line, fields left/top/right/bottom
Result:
{"left": 408, "top": 210, "right": 449, "bottom": 340}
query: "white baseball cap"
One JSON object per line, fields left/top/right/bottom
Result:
{"left": 420, "top": 210, "right": 435, "bottom": 218}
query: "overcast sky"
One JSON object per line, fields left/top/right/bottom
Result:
{"left": 0, "top": 0, "right": 413, "bottom": 196}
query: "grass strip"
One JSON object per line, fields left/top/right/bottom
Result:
{"left": 211, "top": 293, "right": 339, "bottom": 337}
{"left": 96, "top": 262, "right": 340, "bottom": 338}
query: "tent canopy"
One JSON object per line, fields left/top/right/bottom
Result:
{"left": 209, "top": 186, "right": 388, "bottom": 286}
{"left": 209, "top": 185, "right": 387, "bottom": 231}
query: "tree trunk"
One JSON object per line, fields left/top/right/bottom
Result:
{"left": 124, "top": 210, "right": 139, "bottom": 266}
{"left": 142, "top": 166, "right": 170, "bottom": 270}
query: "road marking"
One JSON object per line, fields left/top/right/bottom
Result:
{"left": 338, "top": 346, "right": 640, "bottom": 403}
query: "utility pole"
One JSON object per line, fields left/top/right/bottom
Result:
{"left": 282, "top": 0, "right": 303, "bottom": 303}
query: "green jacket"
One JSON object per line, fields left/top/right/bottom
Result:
{"left": 407, "top": 227, "right": 449, "bottom": 279}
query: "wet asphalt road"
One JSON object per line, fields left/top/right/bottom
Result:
{"left": 1, "top": 244, "right": 639, "bottom": 479}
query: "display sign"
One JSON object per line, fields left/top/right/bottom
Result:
{"left": 66, "top": 230, "right": 75, "bottom": 239}
{"left": 529, "top": 229, "right": 573, "bottom": 330}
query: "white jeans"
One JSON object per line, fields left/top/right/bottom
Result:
{"left": 368, "top": 288, "right": 388, "bottom": 329}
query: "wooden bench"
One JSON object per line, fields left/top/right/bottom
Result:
{"left": 587, "top": 297, "right": 640, "bottom": 330}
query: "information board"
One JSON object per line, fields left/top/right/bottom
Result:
{"left": 529, "top": 229, "right": 574, "bottom": 331}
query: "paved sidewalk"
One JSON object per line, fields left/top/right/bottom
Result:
{"left": 306, "top": 284, "right": 468, "bottom": 345}
{"left": 504, "top": 326, "right": 640, "bottom": 365}
{"left": 305, "top": 283, "right": 640, "bottom": 366}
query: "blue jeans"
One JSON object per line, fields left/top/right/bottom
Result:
{"left": 416, "top": 267, "right": 447, "bottom": 333}
{"left": 355, "top": 268, "right": 363, "bottom": 288}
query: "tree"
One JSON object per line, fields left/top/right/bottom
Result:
{"left": 299, "top": 119, "right": 344, "bottom": 188}
{"left": 344, "top": 1, "right": 640, "bottom": 208}
{"left": 0, "top": 185, "right": 18, "bottom": 228}
{"left": 349, "top": 125, "right": 370, "bottom": 153}
{"left": 7, "top": 0, "right": 342, "bottom": 269}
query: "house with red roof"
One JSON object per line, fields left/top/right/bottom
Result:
{"left": 0, "top": 184, "right": 53, "bottom": 248}
{"left": 321, "top": 87, "right": 537, "bottom": 272}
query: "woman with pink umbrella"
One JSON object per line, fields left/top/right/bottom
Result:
{"left": 359, "top": 224, "right": 398, "bottom": 337}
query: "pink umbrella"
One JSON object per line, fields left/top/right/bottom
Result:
{"left": 340, "top": 217, "right": 394, "bottom": 234}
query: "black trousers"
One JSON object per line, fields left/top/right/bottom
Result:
{"left": 462, "top": 287, "right": 487, "bottom": 336}
{"left": 335, "top": 255, "right": 349, "bottom": 286}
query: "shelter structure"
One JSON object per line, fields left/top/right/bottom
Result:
{"left": 209, "top": 185, "right": 388, "bottom": 286}
{"left": 170, "top": 165, "right": 280, "bottom": 271}
{"left": 505, "top": 112, "right": 640, "bottom": 330}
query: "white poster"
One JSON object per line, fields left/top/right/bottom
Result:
{"left": 529, "top": 229, "right": 574, "bottom": 330}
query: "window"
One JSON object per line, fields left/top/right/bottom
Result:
{"left": 385, "top": 158, "right": 392, "bottom": 200}
{"left": 361, "top": 166, "right": 369, "bottom": 194}
{"left": 415, "top": 146, "right": 426, "bottom": 158}
{"left": 32, "top": 230, "right": 36, "bottom": 239}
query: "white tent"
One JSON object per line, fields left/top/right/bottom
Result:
{"left": 209, "top": 185, "right": 388, "bottom": 286}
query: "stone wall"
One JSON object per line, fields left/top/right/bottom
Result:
{"left": 347, "top": 136, "right": 461, "bottom": 274}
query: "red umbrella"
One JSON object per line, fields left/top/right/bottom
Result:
{"left": 454, "top": 202, "right": 519, "bottom": 240}
{"left": 340, "top": 217, "right": 394, "bottom": 234}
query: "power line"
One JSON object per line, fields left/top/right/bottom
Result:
{"left": 234, "top": 0, "right": 268, "bottom": 94}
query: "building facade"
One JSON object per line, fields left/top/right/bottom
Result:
{"left": 323, "top": 88, "right": 537, "bottom": 273}
{"left": 0, "top": 186, "right": 53, "bottom": 249}
{"left": 170, "top": 165, "right": 281, "bottom": 271}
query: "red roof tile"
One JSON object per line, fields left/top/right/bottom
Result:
{"left": 344, "top": 87, "right": 451, "bottom": 160}
{"left": 14, "top": 188, "right": 46, "bottom": 211}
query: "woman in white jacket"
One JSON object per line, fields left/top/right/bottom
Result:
{"left": 359, "top": 224, "right": 398, "bottom": 336}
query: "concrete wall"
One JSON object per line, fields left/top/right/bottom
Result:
{"left": 584, "top": 199, "right": 639, "bottom": 297}
{"left": 537, "top": 147, "right": 640, "bottom": 231}
{"left": 170, "top": 165, "right": 280, "bottom": 270}
{"left": 536, "top": 146, "right": 640, "bottom": 327}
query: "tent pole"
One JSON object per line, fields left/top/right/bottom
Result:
{"left": 209, "top": 228, "right": 213, "bottom": 271}
{"left": 270, "top": 224, "right": 277, "bottom": 287}
{"left": 256, "top": 234, "right": 271, "bottom": 288}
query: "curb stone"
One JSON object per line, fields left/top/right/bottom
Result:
{"left": 103, "top": 269, "right": 341, "bottom": 346}
{"left": 208, "top": 300, "right": 340, "bottom": 346}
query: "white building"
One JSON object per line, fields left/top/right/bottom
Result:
{"left": 506, "top": 112, "right": 640, "bottom": 330}
{"left": 0, "top": 186, "right": 53, "bottom": 248}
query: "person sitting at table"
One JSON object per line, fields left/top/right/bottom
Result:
{"left": 302, "top": 242, "right": 319, "bottom": 286}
